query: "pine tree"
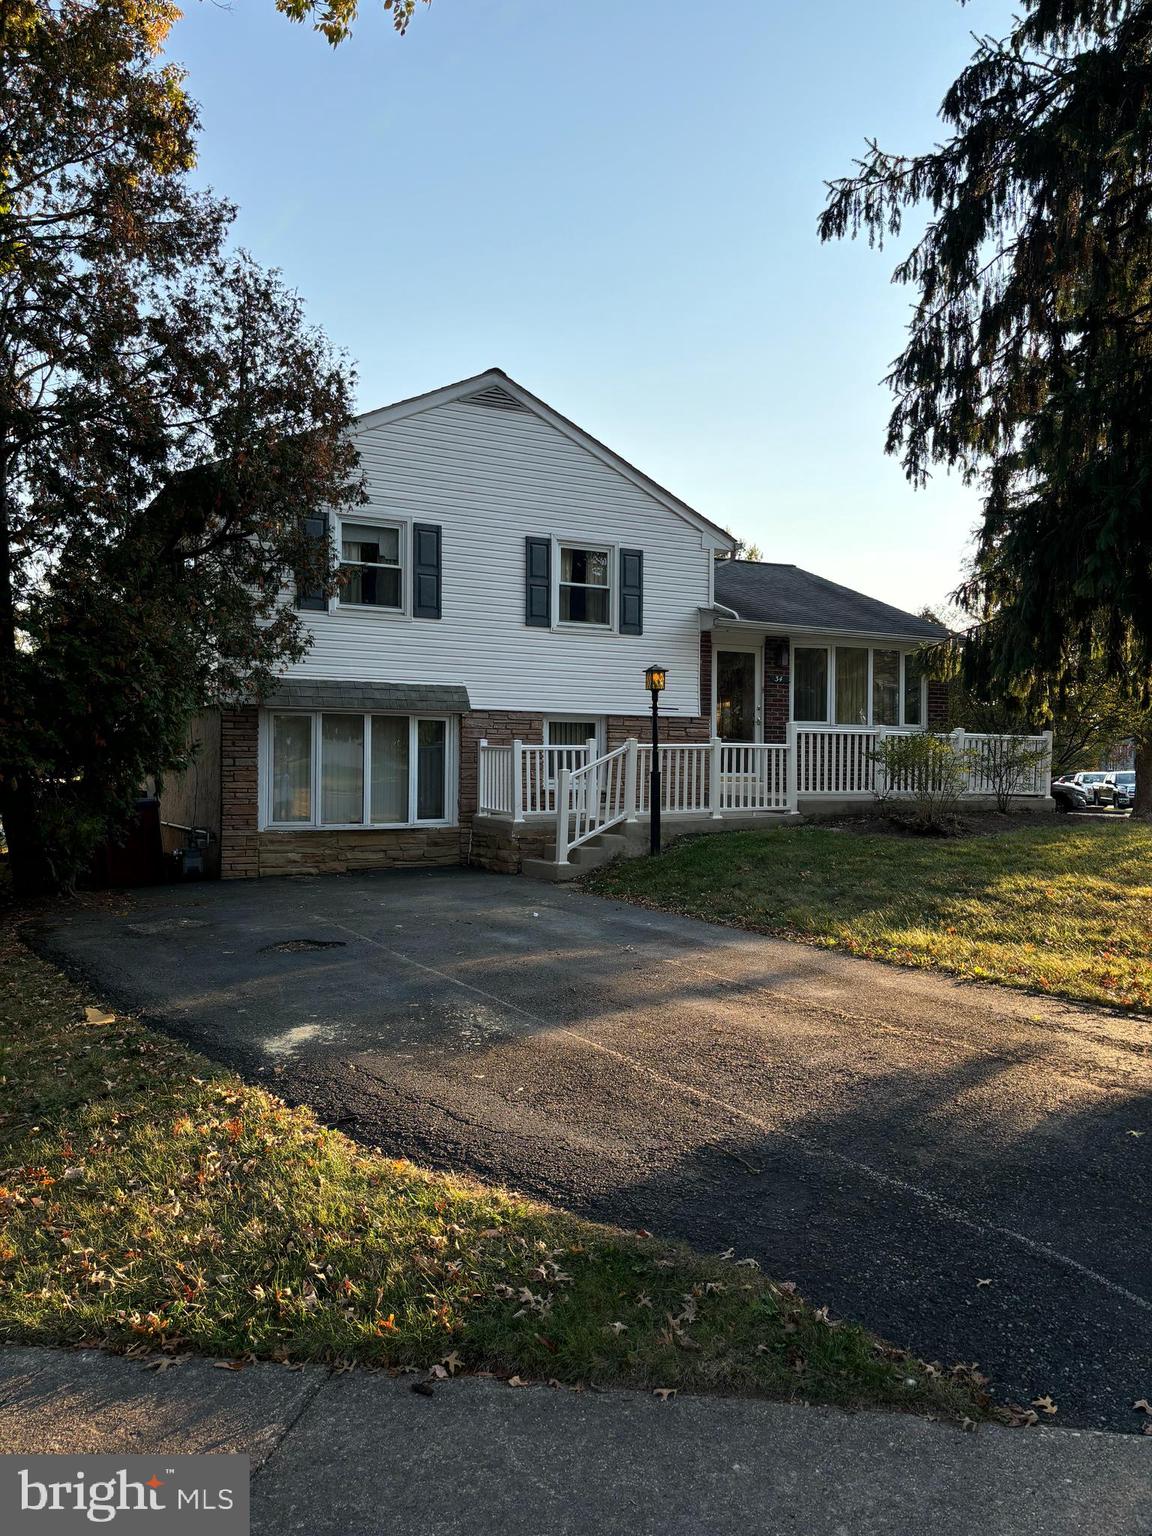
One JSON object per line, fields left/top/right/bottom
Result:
{"left": 820, "top": 0, "right": 1152, "bottom": 813}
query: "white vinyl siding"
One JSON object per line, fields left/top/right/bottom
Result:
{"left": 284, "top": 401, "right": 713, "bottom": 720}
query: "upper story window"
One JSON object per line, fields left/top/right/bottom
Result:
{"left": 339, "top": 521, "right": 403, "bottom": 609}
{"left": 558, "top": 545, "right": 611, "bottom": 626}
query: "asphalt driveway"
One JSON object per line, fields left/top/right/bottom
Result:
{"left": 34, "top": 868, "right": 1152, "bottom": 1431}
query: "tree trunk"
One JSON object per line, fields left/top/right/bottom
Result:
{"left": 0, "top": 780, "right": 63, "bottom": 898}
{"left": 1132, "top": 734, "right": 1152, "bottom": 820}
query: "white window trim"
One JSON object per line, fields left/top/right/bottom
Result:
{"left": 552, "top": 537, "right": 616, "bottom": 632}
{"left": 260, "top": 710, "right": 458, "bottom": 831}
{"left": 790, "top": 643, "right": 833, "bottom": 727}
{"left": 789, "top": 641, "right": 926, "bottom": 729}
{"left": 332, "top": 512, "right": 411, "bottom": 618}
{"left": 543, "top": 716, "right": 605, "bottom": 754}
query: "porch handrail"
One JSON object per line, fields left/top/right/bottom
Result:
{"left": 556, "top": 740, "right": 633, "bottom": 864}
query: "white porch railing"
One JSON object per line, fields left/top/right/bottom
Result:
{"left": 478, "top": 727, "right": 1054, "bottom": 865}
{"left": 477, "top": 739, "right": 596, "bottom": 819}
{"left": 795, "top": 726, "right": 1054, "bottom": 798}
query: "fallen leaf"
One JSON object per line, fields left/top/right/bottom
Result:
{"left": 1133, "top": 1399, "right": 1152, "bottom": 1414}
{"left": 84, "top": 1007, "right": 116, "bottom": 1025}
{"left": 976, "top": 1278, "right": 993, "bottom": 1287}
{"left": 440, "top": 1351, "right": 463, "bottom": 1375}
{"left": 427, "top": 1364, "right": 448, "bottom": 1380}
{"left": 212, "top": 1360, "right": 244, "bottom": 1371}
{"left": 143, "top": 1357, "right": 186, "bottom": 1372}
{"left": 506, "top": 1375, "right": 529, "bottom": 1388}
{"left": 653, "top": 1388, "right": 677, "bottom": 1401}
{"left": 1031, "top": 1395, "right": 1057, "bottom": 1416}
{"left": 411, "top": 1381, "right": 435, "bottom": 1398}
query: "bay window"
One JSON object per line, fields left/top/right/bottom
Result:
{"left": 265, "top": 712, "right": 454, "bottom": 829}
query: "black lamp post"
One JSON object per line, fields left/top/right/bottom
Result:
{"left": 644, "top": 666, "right": 667, "bottom": 855}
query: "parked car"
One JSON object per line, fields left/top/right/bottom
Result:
{"left": 1068, "top": 771, "right": 1111, "bottom": 804}
{"left": 1051, "top": 777, "right": 1093, "bottom": 812}
{"left": 1100, "top": 771, "right": 1136, "bottom": 809}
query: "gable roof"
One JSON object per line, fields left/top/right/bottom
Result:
{"left": 712, "top": 560, "right": 950, "bottom": 642}
{"left": 355, "top": 368, "right": 736, "bottom": 548}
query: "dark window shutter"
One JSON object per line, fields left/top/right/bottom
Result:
{"left": 296, "top": 514, "right": 329, "bottom": 612}
{"left": 412, "top": 523, "right": 442, "bottom": 619}
{"left": 619, "top": 548, "right": 643, "bottom": 635}
{"left": 525, "top": 536, "right": 551, "bottom": 627}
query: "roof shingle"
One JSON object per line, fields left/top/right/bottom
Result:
{"left": 712, "top": 561, "right": 949, "bottom": 641}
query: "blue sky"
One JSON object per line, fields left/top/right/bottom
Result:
{"left": 169, "top": 0, "right": 1015, "bottom": 613}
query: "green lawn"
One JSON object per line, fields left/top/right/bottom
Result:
{"left": 0, "top": 933, "right": 987, "bottom": 1421}
{"left": 588, "top": 820, "right": 1152, "bottom": 1012}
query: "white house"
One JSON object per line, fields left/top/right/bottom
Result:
{"left": 171, "top": 369, "right": 1049, "bottom": 881}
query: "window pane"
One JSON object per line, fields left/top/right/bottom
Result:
{"left": 793, "top": 648, "right": 828, "bottom": 722}
{"left": 416, "top": 720, "right": 446, "bottom": 820}
{"left": 370, "top": 716, "right": 409, "bottom": 823}
{"left": 321, "top": 714, "right": 364, "bottom": 824}
{"left": 272, "top": 715, "right": 312, "bottom": 823}
{"left": 340, "top": 564, "right": 402, "bottom": 607}
{"left": 559, "top": 585, "right": 610, "bottom": 624}
{"left": 872, "top": 650, "right": 900, "bottom": 726}
{"left": 835, "top": 648, "right": 868, "bottom": 725}
{"left": 561, "top": 547, "right": 608, "bottom": 585}
{"left": 904, "top": 656, "right": 923, "bottom": 725}
{"left": 342, "top": 525, "right": 399, "bottom": 565}
{"left": 547, "top": 720, "right": 598, "bottom": 746}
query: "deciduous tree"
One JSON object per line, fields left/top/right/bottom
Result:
{"left": 0, "top": 0, "right": 361, "bottom": 892}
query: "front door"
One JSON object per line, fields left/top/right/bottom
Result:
{"left": 715, "top": 648, "right": 761, "bottom": 741}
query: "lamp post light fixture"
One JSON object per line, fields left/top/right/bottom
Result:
{"left": 645, "top": 666, "right": 667, "bottom": 856}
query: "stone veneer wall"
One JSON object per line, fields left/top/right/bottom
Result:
{"left": 221, "top": 704, "right": 468, "bottom": 880}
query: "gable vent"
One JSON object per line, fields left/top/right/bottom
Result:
{"left": 462, "top": 383, "right": 527, "bottom": 412}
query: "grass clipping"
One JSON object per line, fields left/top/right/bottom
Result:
{"left": 0, "top": 935, "right": 986, "bottom": 1422}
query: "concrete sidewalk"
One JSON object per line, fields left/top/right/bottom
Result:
{"left": 0, "top": 1348, "right": 1147, "bottom": 1535}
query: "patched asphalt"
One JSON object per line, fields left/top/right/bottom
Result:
{"left": 33, "top": 868, "right": 1152, "bottom": 1432}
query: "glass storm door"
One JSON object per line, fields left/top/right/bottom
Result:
{"left": 716, "top": 649, "right": 761, "bottom": 742}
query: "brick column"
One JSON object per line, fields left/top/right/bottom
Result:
{"left": 762, "top": 636, "right": 790, "bottom": 743}
{"left": 220, "top": 707, "right": 259, "bottom": 879}
{"left": 926, "top": 680, "right": 950, "bottom": 730}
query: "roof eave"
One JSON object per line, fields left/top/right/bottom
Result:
{"left": 709, "top": 614, "right": 949, "bottom": 645}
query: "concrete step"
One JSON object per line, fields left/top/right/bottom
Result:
{"left": 521, "top": 858, "right": 584, "bottom": 883}
{"left": 522, "top": 828, "right": 629, "bottom": 881}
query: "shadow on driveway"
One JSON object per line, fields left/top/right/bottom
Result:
{"left": 32, "top": 867, "right": 1152, "bottom": 1431}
